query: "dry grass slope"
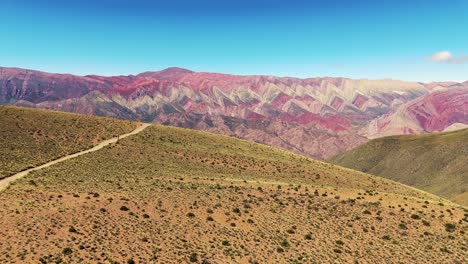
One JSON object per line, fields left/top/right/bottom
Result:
{"left": 0, "top": 106, "right": 138, "bottom": 178}
{"left": 331, "top": 129, "right": 468, "bottom": 206}
{"left": 0, "top": 120, "right": 466, "bottom": 263}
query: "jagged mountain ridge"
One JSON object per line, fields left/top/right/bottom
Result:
{"left": 1, "top": 66, "right": 466, "bottom": 159}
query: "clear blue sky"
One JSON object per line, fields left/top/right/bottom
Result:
{"left": 2, "top": 0, "right": 468, "bottom": 81}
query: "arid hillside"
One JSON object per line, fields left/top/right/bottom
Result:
{"left": 0, "top": 108, "right": 466, "bottom": 263}
{"left": 0, "top": 106, "right": 137, "bottom": 178}
{"left": 332, "top": 129, "right": 468, "bottom": 206}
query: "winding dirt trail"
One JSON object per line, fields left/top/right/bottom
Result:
{"left": 0, "top": 123, "right": 151, "bottom": 192}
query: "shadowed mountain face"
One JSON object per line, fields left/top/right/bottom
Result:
{"left": 1, "top": 67, "right": 467, "bottom": 159}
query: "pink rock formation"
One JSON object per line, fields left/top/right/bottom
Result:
{"left": 1, "top": 66, "right": 466, "bottom": 159}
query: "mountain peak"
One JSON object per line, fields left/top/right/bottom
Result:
{"left": 138, "top": 67, "right": 194, "bottom": 80}
{"left": 161, "top": 67, "right": 194, "bottom": 73}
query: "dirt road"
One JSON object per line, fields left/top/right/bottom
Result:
{"left": 0, "top": 123, "right": 151, "bottom": 191}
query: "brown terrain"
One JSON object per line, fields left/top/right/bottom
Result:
{"left": 0, "top": 107, "right": 466, "bottom": 263}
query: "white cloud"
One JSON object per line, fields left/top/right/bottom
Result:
{"left": 426, "top": 51, "right": 468, "bottom": 63}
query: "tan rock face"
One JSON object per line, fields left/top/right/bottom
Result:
{"left": 2, "top": 66, "right": 467, "bottom": 159}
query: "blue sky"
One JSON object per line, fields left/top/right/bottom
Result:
{"left": 1, "top": 0, "right": 468, "bottom": 81}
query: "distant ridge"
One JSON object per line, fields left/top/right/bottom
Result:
{"left": 1, "top": 66, "right": 467, "bottom": 159}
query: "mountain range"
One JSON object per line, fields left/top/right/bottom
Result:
{"left": 1, "top": 66, "right": 467, "bottom": 159}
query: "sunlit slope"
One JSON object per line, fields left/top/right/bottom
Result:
{"left": 0, "top": 106, "right": 137, "bottom": 178}
{"left": 331, "top": 129, "right": 468, "bottom": 205}
{"left": 18, "top": 124, "right": 445, "bottom": 200}
{"left": 0, "top": 121, "right": 466, "bottom": 263}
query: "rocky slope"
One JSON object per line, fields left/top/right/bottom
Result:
{"left": 1, "top": 66, "right": 466, "bottom": 159}
{"left": 363, "top": 88, "right": 468, "bottom": 138}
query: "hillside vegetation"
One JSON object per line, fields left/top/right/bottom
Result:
{"left": 331, "top": 129, "right": 468, "bottom": 206}
{"left": 0, "top": 106, "right": 137, "bottom": 178}
{"left": 0, "top": 110, "right": 466, "bottom": 263}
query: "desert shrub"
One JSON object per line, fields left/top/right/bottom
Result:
{"left": 440, "top": 247, "right": 451, "bottom": 253}
{"left": 410, "top": 214, "right": 420, "bottom": 220}
{"left": 62, "top": 248, "right": 72, "bottom": 255}
{"left": 382, "top": 235, "right": 391, "bottom": 240}
{"left": 280, "top": 239, "right": 290, "bottom": 248}
{"left": 189, "top": 253, "right": 198, "bottom": 262}
{"left": 444, "top": 223, "right": 456, "bottom": 232}
{"left": 186, "top": 212, "right": 195, "bottom": 218}
{"left": 120, "top": 206, "right": 130, "bottom": 211}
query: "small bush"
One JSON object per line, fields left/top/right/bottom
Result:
{"left": 444, "top": 223, "right": 456, "bottom": 232}
{"left": 189, "top": 253, "right": 198, "bottom": 262}
{"left": 333, "top": 248, "right": 342, "bottom": 253}
{"left": 120, "top": 206, "right": 130, "bottom": 211}
{"left": 62, "top": 248, "right": 72, "bottom": 255}
{"left": 382, "top": 235, "right": 391, "bottom": 240}
{"left": 186, "top": 212, "right": 195, "bottom": 218}
{"left": 410, "top": 214, "right": 420, "bottom": 220}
